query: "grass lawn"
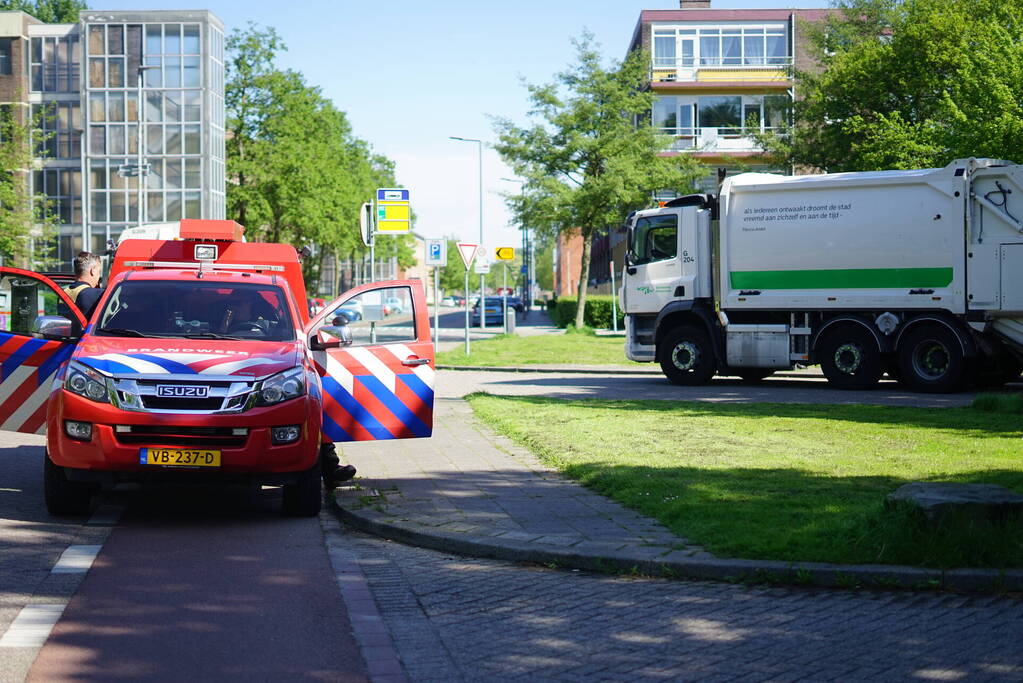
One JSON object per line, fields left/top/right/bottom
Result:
{"left": 467, "top": 394, "right": 1023, "bottom": 568}
{"left": 437, "top": 332, "right": 641, "bottom": 367}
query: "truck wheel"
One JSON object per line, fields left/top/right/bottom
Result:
{"left": 817, "top": 326, "right": 882, "bottom": 390}
{"left": 44, "top": 451, "right": 95, "bottom": 516}
{"left": 659, "top": 326, "right": 716, "bottom": 386}
{"left": 281, "top": 463, "right": 322, "bottom": 517}
{"left": 898, "top": 325, "right": 965, "bottom": 393}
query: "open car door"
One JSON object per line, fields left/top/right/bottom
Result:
{"left": 305, "top": 279, "right": 434, "bottom": 442}
{"left": 0, "top": 267, "right": 86, "bottom": 434}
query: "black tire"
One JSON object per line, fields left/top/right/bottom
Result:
{"left": 898, "top": 324, "right": 966, "bottom": 393}
{"left": 44, "top": 451, "right": 95, "bottom": 516}
{"left": 281, "top": 463, "right": 322, "bottom": 517}
{"left": 734, "top": 368, "right": 774, "bottom": 383}
{"left": 658, "top": 326, "right": 716, "bottom": 386}
{"left": 817, "top": 325, "right": 883, "bottom": 390}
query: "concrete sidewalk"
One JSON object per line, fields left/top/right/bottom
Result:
{"left": 332, "top": 397, "right": 1023, "bottom": 593}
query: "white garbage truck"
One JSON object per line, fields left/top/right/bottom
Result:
{"left": 620, "top": 158, "right": 1023, "bottom": 392}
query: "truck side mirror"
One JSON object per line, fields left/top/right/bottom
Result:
{"left": 625, "top": 251, "right": 638, "bottom": 275}
{"left": 309, "top": 319, "right": 353, "bottom": 351}
{"left": 33, "top": 315, "right": 79, "bottom": 341}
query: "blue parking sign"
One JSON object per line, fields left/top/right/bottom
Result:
{"left": 425, "top": 238, "right": 447, "bottom": 266}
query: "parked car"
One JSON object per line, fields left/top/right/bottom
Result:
{"left": 471, "top": 297, "right": 509, "bottom": 326}
{"left": 440, "top": 296, "right": 457, "bottom": 307}
{"left": 383, "top": 296, "right": 404, "bottom": 316}
{"left": 335, "top": 301, "right": 363, "bottom": 322}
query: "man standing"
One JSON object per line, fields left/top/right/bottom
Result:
{"left": 63, "top": 252, "right": 104, "bottom": 321}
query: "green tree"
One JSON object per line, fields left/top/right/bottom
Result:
{"left": 226, "top": 25, "right": 398, "bottom": 290}
{"left": 0, "top": 107, "right": 55, "bottom": 267}
{"left": 779, "top": 0, "right": 1023, "bottom": 171}
{"left": 493, "top": 34, "right": 703, "bottom": 328}
{"left": 0, "top": 0, "right": 86, "bottom": 22}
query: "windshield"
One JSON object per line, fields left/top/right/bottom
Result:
{"left": 95, "top": 280, "right": 295, "bottom": 341}
{"left": 632, "top": 213, "right": 678, "bottom": 265}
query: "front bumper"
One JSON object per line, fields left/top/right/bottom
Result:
{"left": 48, "top": 389, "right": 321, "bottom": 478}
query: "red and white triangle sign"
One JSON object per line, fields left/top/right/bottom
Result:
{"left": 456, "top": 243, "right": 479, "bottom": 270}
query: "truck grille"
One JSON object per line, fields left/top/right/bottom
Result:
{"left": 114, "top": 425, "right": 247, "bottom": 448}
{"left": 140, "top": 396, "right": 225, "bottom": 411}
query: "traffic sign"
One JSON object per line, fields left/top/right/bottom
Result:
{"left": 425, "top": 238, "right": 447, "bottom": 267}
{"left": 375, "top": 187, "right": 411, "bottom": 233}
{"left": 457, "top": 242, "right": 479, "bottom": 269}
{"left": 360, "top": 202, "right": 373, "bottom": 246}
{"left": 474, "top": 255, "right": 491, "bottom": 274}
{"left": 494, "top": 247, "right": 515, "bottom": 260}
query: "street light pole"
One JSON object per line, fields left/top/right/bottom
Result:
{"left": 450, "top": 136, "right": 485, "bottom": 329}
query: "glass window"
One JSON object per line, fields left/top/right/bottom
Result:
{"left": 143, "top": 56, "right": 161, "bottom": 87}
{"left": 107, "top": 25, "right": 124, "bottom": 55}
{"left": 109, "top": 125, "right": 126, "bottom": 154}
{"left": 108, "top": 57, "right": 124, "bottom": 87}
{"left": 90, "top": 160, "right": 106, "bottom": 189}
{"left": 97, "top": 282, "right": 296, "bottom": 341}
{"left": 679, "top": 103, "right": 695, "bottom": 135}
{"left": 183, "top": 25, "right": 200, "bottom": 54}
{"left": 88, "top": 25, "right": 104, "bottom": 55}
{"left": 166, "top": 192, "right": 182, "bottom": 220}
{"left": 165, "top": 125, "right": 182, "bottom": 154}
{"left": 165, "top": 160, "right": 182, "bottom": 189}
{"left": 698, "top": 96, "right": 741, "bottom": 133}
{"left": 654, "top": 36, "right": 675, "bottom": 67}
{"left": 146, "top": 91, "right": 162, "bottom": 122}
{"left": 183, "top": 57, "right": 200, "bottom": 87}
{"left": 721, "top": 34, "right": 741, "bottom": 65}
{"left": 767, "top": 34, "right": 787, "bottom": 64}
{"left": 89, "top": 93, "right": 105, "bottom": 122}
{"left": 90, "top": 126, "right": 106, "bottom": 154}
{"left": 0, "top": 38, "right": 11, "bottom": 76}
{"left": 146, "top": 124, "right": 163, "bottom": 154}
{"left": 146, "top": 25, "right": 161, "bottom": 55}
{"left": 699, "top": 35, "right": 719, "bottom": 65}
{"left": 89, "top": 58, "right": 104, "bottom": 87}
{"left": 164, "top": 56, "right": 180, "bottom": 87}
{"left": 108, "top": 92, "right": 125, "bottom": 121}
{"left": 184, "top": 125, "right": 200, "bottom": 154}
{"left": 126, "top": 92, "right": 138, "bottom": 122}
{"left": 185, "top": 192, "right": 201, "bottom": 219}
{"left": 147, "top": 192, "right": 164, "bottom": 221}
{"left": 148, "top": 159, "right": 164, "bottom": 189}
{"left": 164, "top": 24, "right": 181, "bottom": 54}
{"left": 632, "top": 214, "right": 678, "bottom": 265}
{"left": 91, "top": 192, "right": 107, "bottom": 222}
{"left": 183, "top": 91, "right": 201, "bottom": 121}
{"left": 743, "top": 35, "right": 765, "bottom": 65}
{"left": 164, "top": 91, "right": 182, "bottom": 121}
{"left": 325, "top": 286, "right": 415, "bottom": 345}
{"left": 110, "top": 191, "right": 126, "bottom": 222}
{"left": 184, "top": 159, "right": 200, "bottom": 188}
{"left": 743, "top": 102, "right": 761, "bottom": 132}
{"left": 764, "top": 94, "right": 791, "bottom": 129}
{"left": 653, "top": 97, "right": 676, "bottom": 131}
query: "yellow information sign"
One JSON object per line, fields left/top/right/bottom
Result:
{"left": 376, "top": 188, "right": 411, "bottom": 233}
{"left": 494, "top": 247, "right": 515, "bottom": 260}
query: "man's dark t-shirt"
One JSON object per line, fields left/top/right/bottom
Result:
{"left": 66, "top": 281, "right": 103, "bottom": 321}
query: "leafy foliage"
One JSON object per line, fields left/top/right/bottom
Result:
{"left": 547, "top": 295, "right": 623, "bottom": 330}
{"left": 493, "top": 33, "right": 703, "bottom": 327}
{"left": 778, "top": 0, "right": 1023, "bottom": 171}
{"left": 225, "top": 24, "right": 399, "bottom": 290}
{"left": 0, "top": 108, "right": 55, "bottom": 267}
{"left": 0, "top": 0, "right": 86, "bottom": 22}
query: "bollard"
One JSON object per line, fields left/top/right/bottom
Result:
{"left": 505, "top": 307, "right": 516, "bottom": 334}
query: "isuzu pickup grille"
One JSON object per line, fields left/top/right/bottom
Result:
{"left": 111, "top": 377, "right": 256, "bottom": 414}
{"left": 114, "top": 425, "right": 248, "bottom": 448}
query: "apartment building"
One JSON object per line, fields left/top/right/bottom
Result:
{"left": 0, "top": 9, "right": 225, "bottom": 267}
{"left": 629, "top": 0, "right": 830, "bottom": 190}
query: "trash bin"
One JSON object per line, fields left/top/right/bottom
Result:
{"left": 505, "top": 307, "right": 516, "bottom": 334}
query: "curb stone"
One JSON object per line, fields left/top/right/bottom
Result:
{"left": 331, "top": 496, "right": 1023, "bottom": 593}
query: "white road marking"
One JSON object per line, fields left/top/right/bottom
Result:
{"left": 0, "top": 605, "right": 65, "bottom": 648}
{"left": 50, "top": 545, "right": 102, "bottom": 574}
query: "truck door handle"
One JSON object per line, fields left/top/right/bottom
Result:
{"left": 402, "top": 357, "right": 431, "bottom": 367}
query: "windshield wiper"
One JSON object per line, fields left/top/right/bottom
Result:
{"left": 95, "top": 327, "right": 146, "bottom": 337}
{"left": 177, "top": 332, "right": 245, "bottom": 340}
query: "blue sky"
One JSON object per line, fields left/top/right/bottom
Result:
{"left": 94, "top": 0, "right": 828, "bottom": 248}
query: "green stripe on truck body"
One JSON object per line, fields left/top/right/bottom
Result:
{"left": 729, "top": 267, "right": 954, "bottom": 290}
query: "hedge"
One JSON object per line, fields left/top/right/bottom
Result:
{"left": 547, "top": 295, "right": 625, "bottom": 329}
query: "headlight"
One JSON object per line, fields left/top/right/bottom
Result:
{"left": 256, "top": 367, "right": 305, "bottom": 406}
{"left": 64, "top": 360, "right": 110, "bottom": 403}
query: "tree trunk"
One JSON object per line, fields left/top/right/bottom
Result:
{"left": 573, "top": 230, "right": 593, "bottom": 329}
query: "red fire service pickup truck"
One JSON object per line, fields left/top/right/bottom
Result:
{"left": 0, "top": 219, "right": 434, "bottom": 517}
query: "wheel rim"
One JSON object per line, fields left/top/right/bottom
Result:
{"left": 833, "top": 343, "right": 863, "bottom": 374}
{"left": 912, "top": 340, "right": 951, "bottom": 380}
{"left": 671, "top": 341, "right": 700, "bottom": 372}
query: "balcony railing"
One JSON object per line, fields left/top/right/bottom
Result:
{"left": 656, "top": 126, "right": 787, "bottom": 154}
{"left": 651, "top": 57, "right": 792, "bottom": 84}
